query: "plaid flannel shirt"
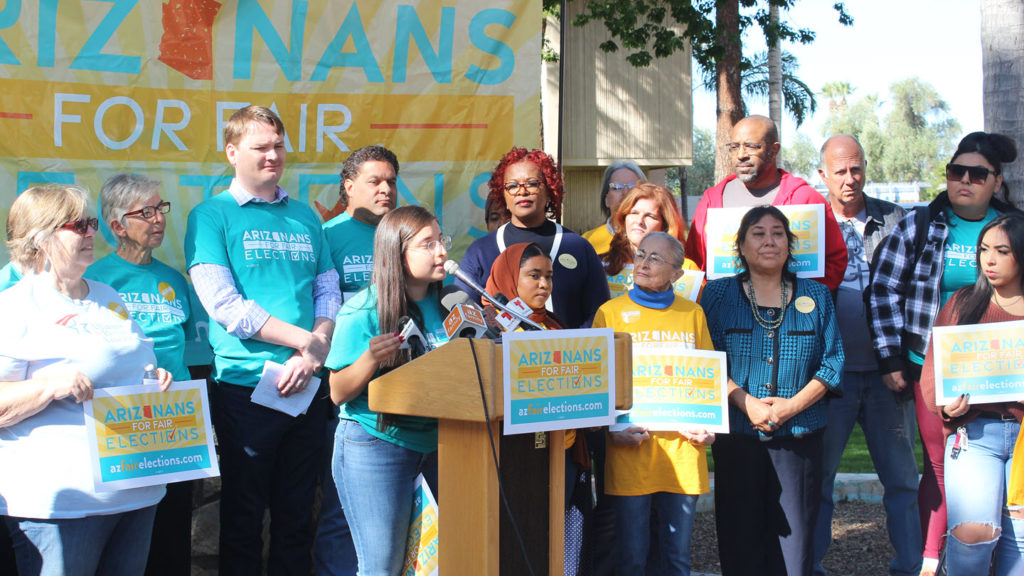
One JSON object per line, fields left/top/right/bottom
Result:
{"left": 868, "top": 192, "right": 1018, "bottom": 375}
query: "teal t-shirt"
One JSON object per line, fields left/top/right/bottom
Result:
{"left": 909, "top": 205, "right": 998, "bottom": 366}
{"left": 185, "top": 193, "right": 334, "bottom": 386}
{"left": 0, "top": 263, "right": 23, "bottom": 291}
{"left": 85, "top": 253, "right": 192, "bottom": 381}
{"left": 323, "top": 212, "right": 376, "bottom": 302}
{"left": 326, "top": 286, "right": 449, "bottom": 453}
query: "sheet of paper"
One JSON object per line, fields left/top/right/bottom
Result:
{"left": 249, "top": 361, "right": 320, "bottom": 417}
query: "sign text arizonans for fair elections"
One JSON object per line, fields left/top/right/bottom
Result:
{"left": 0, "top": 0, "right": 542, "bottom": 272}
{"left": 932, "top": 320, "right": 1024, "bottom": 405}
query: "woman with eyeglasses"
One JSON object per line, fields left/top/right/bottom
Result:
{"left": 602, "top": 182, "right": 701, "bottom": 299}
{"left": 0, "top": 184, "right": 173, "bottom": 576}
{"left": 583, "top": 161, "right": 647, "bottom": 255}
{"left": 326, "top": 205, "right": 450, "bottom": 575}
{"left": 702, "top": 206, "right": 843, "bottom": 576}
{"left": 83, "top": 173, "right": 198, "bottom": 575}
{"left": 456, "top": 147, "right": 610, "bottom": 330}
{"left": 869, "top": 131, "right": 1022, "bottom": 575}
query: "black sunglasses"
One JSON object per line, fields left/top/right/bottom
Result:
{"left": 946, "top": 163, "right": 998, "bottom": 185}
{"left": 59, "top": 217, "right": 99, "bottom": 235}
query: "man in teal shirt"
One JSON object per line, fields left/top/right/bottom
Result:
{"left": 316, "top": 145, "right": 399, "bottom": 575}
{"left": 184, "top": 106, "right": 341, "bottom": 575}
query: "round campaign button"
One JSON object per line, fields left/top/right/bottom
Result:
{"left": 558, "top": 253, "right": 578, "bottom": 269}
{"left": 794, "top": 296, "right": 815, "bottom": 314}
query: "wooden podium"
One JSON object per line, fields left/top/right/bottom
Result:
{"left": 369, "top": 334, "right": 632, "bottom": 575}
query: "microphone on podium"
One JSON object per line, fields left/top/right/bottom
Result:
{"left": 397, "top": 315, "right": 429, "bottom": 358}
{"left": 441, "top": 286, "right": 501, "bottom": 339}
{"left": 443, "top": 260, "right": 544, "bottom": 331}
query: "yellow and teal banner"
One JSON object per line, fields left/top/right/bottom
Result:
{"left": 0, "top": 0, "right": 542, "bottom": 271}
{"left": 84, "top": 379, "right": 219, "bottom": 491}
{"left": 503, "top": 328, "right": 616, "bottom": 434}
{"left": 705, "top": 204, "right": 825, "bottom": 279}
{"left": 402, "top": 474, "right": 439, "bottom": 576}
{"left": 611, "top": 344, "right": 729, "bottom": 433}
{"left": 932, "top": 320, "right": 1024, "bottom": 405}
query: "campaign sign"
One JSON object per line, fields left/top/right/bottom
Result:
{"left": 612, "top": 344, "right": 729, "bottom": 433}
{"left": 402, "top": 474, "right": 439, "bottom": 576}
{"left": 606, "top": 265, "right": 704, "bottom": 302}
{"left": 932, "top": 320, "right": 1024, "bottom": 404}
{"left": 84, "top": 380, "right": 219, "bottom": 491}
{"left": 503, "top": 328, "right": 616, "bottom": 434}
{"left": 705, "top": 204, "right": 825, "bottom": 279}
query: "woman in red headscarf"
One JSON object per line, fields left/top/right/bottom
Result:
{"left": 485, "top": 242, "right": 563, "bottom": 330}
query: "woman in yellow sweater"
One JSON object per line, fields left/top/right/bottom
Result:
{"left": 592, "top": 231, "right": 715, "bottom": 575}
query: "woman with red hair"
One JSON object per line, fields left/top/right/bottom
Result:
{"left": 455, "top": 147, "right": 610, "bottom": 329}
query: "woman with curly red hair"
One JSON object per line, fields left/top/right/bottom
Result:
{"left": 455, "top": 147, "right": 610, "bottom": 329}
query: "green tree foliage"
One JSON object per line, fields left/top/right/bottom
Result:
{"left": 821, "top": 78, "right": 960, "bottom": 191}
{"left": 701, "top": 50, "right": 817, "bottom": 126}
{"left": 779, "top": 132, "right": 819, "bottom": 181}
{"left": 667, "top": 127, "right": 716, "bottom": 196}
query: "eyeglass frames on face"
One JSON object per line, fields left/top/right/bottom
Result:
{"left": 122, "top": 201, "right": 171, "bottom": 220}
{"left": 413, "top": 234, "right": 453, "bottom": 254}
{"left": 59, "top": 217, "right": 99, "bottom": 235}
{"left": 946, "top": 163, "right": 998, "bottom": 185}
{"left": 503, "top": 180, "right": 543, "bottom": 195}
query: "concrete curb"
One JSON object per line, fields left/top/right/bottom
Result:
{"left": 695, "top": 472, "right": 884, "bottom": 513}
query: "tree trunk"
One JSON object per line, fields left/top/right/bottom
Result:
{"left": 982, "top": 0, "right": 1024, "bottom": 208}
{"left": 714, "top": 0, "right": 744, "bottom": 182}
{"left": 768, "top": 3, "right": 783, "bottom": 144}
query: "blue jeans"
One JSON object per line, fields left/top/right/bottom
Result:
{"left": 212, "top": 381, "right": 326, "bottom": 576}
{"left": 944, "top": 417, "right": 1024, "bottom": 576}
{"left": 314, "top": 412, "right": 357, "bottom": 576}
{"left": 612, "top": 492, "right": 697, "bottom": 576}
{"left": 333, "top": 419, "right": 437, "bottom": 576}
{"left": 5, "top": 505, "right": 158, "bottom": 576}
{"left": 814, "top": 370, "right": 920, "bottom": 576}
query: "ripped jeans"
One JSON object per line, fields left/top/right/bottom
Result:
{"left": 944, "top": 416, "right": 1024, "bottom": 576}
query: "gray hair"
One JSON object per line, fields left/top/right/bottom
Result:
{"left": 599, "top": 161, "right": 646, "bottom": 218}
{"left": 640, "top": 231, "right": 686, "bottom": 268}
{"left": 7, "top": 184, "right": 91, "bottom": 272}
{"left": 101, "top": 173, "right": 161, "bottom": 226}
{"left": 819, "top": 134, "right": 866, "bottom": 173}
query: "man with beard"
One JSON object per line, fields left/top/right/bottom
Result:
{"left": 684, "top": 115, "right": 847, "bottom": 290}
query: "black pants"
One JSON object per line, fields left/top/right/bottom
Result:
{"left": 712, "top": 431, "right": 823, "bottom": 576}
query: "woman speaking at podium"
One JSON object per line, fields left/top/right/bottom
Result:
{"left": 325, "top": 205, "right": 450, "bottom": 575}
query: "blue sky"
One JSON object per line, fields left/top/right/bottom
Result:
{"left": 692, "top": 0, "right": 983, "bottom": 153}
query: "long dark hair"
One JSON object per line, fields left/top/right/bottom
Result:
{"left": 372, "top": 205, "right": 442, "bottom": 370}
{"left": 734, "top": 205, "right": 797, "bottom": 282}
{"left": 951, "top": 213, "right": 1024, "bottom": 325}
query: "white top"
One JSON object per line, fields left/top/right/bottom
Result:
{"left": 0, "top": 274, "right": 165, "bottom": 518}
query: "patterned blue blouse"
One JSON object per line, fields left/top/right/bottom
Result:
{"left": 702, "top": 276, "right": 844, "bottom": 438}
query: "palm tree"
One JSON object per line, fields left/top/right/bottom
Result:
{"left": 703, "top": 51, "right": 818, "bottom": 129}
{"left": 821, "top": 81, "right": 855, "bottom": 112}
{"left": 982, "top": 0, "right": 1024, "bottom": 207}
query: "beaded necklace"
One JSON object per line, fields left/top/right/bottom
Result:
{"left": 746, "top": 278, "right": 787, "bottom": 330}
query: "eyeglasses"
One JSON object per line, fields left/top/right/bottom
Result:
{"left": 412, "top": 234, "right": 452, "bottom": 254}
{"left": 608, "top": 182, "right": 637, "bottom": 192}
{"left": 122, "top": 201, "right": 171, "bottom": 220}
{"left": 946, "top": 163, "right": 998, "bottom": 185}
{"left": 724, "top": 142, "right": 766, "bottom": 154}
{"left": 634, "top": 249, "right": 671, "bottom": 267}
{"left": 59, "top": 217, "right": 99, "bottom": 235}
{"left": 503, "top": 180, "right": 544, "bottom": 195}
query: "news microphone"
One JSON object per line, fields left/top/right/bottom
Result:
{"left": 397, "top": 315, "right": 429, "bottom": 358}
{"left": 441, "top": 287, "right": 501, "bottom": 339}
{"left": 443, "top": 260, "right": 544, "bottom": 330}
{"left": 492, "top": 293, "right": 543, "bottom": 332}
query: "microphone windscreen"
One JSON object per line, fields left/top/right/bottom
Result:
{"left": 440, "top": 285, "right": 474, "bottom": 313}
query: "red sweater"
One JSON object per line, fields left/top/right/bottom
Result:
{"left": 683, "top": 170, "right": 847, "bottom": 291}
{"left": 920, "top": 294, "right": 1024, "bottom": 437}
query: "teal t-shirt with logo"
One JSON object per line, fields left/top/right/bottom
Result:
{"left": 85, "top": 253, "right": 192, "bottom": 381}
{"left": 941, "top": 206, "right": 996, "bottom": 305}
{"left": 323, "top": 212, "right": 376, "bottom": 302}
{"left": 185, "top": 193, "right": 334, "bottom": 386}
{"left": 909, "top": 205, "right": 997, "bottom": 366}
{"left": 326, "top": 286, "right": 449, "bottom": 453}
